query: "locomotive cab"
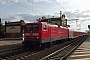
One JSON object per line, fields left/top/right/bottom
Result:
{"left": 22, "top": 22, "right": 40, "bottom": 45}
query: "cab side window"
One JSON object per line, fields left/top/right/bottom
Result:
{"left": 44, "top": 25, "right": 47, "bottom": 30}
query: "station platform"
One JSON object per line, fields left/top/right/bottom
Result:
{"left": 0, "top": 39, "right": 22, "bottom": 46}
{"left": 67, "top": 35, "right": 90, "bottom": 60}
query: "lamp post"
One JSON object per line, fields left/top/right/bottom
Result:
{"left": 0, "top": 18, "right": 1, "bottom": 33}
{"left": 0, "top": 18, "right": 1, "bottom": 38}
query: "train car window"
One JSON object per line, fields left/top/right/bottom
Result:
{"left": 44, "top": 25, "right": 47, "bottom": 30}
{"left": 25, "top": 25, "right": 32, "bottom": 30}
{"left": 25, "top": 24, "right": 39, "bottom": 30}
{"left": 32, "top": 25, "right": 39, "bottom": 30}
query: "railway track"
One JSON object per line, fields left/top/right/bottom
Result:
{"left": 40, "top": 35, "right": 88, "bottom": 60}
{"left": 0, "top": 44, "right": 29, "bottom": 60}
{"left": 0, "top": 38, "right": 74, "bottom": 60}
{"left": 0, "top": 35, "right": 88, "bottom": 60}
{"left": 7, "top": 42, "right": 74, "bottom": 60}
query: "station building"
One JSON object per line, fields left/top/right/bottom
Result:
{"left": 5, "top": 20, "right": 25, "bottom": 38}
{"left": 37, "top": 14, "right": 67, "bottom": 27}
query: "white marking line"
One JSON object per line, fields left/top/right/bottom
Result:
{"left": 75, "top": 51, "right": 90, "bottom": 52}
{"left": 75, "top": 48, "right": 90, "bottom": 52}
{"left": 70, "top": 54, "right": 90, "bottom": 57}
{"left": 76, "top": 49, "right": 90, "bottom": 50}
{"left": 74, "top": 51, "right": 90, "bottom": 53}
{"left": 77, "top": 48, "right": 90, "bottom": 50}
{"left": 69, "top": 58, "right": 90, "bottom": 60}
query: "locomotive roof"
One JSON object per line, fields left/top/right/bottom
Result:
{"left": 25, "top": 22, "right": 68, "bottom": 29}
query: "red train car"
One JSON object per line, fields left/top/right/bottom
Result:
{"left": 73, "top": 31, "right": 80, "bottom": 38}
{"left": 79, "top": 32, "right": 86, "bottom": 36}
{"left": 22, "top": 22, "right": 69, "bottom": 47}
{"left": 69, "top": 29, "right": 85, "bottom": 39}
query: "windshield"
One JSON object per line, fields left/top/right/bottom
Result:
{"left": 25, "top": 24, "right": 39, "bottom": 30}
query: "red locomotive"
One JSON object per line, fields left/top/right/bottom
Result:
{"left": 22, "top": 22, "right": 85, "bottom": 47}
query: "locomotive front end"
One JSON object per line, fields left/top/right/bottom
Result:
{"left": 22, "top": 22, "right": 42, "bottom": 46}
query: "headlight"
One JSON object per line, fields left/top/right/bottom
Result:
{"left": 24, "top": 33, "right": 30, "bottom": 36}
{"left": 37, "top": 37, "right": 39, "bottom": 39}
{"left": 33, "top": 33, "right": 39, "bottom": 36}
{"left": 22, "top": 37, "right": 24, "bottom": 41}
{"left": 22, "top": 34, "right": 24, "bottom": 41}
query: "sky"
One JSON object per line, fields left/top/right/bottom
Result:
{"left": 0, "top": 0, "right": 90, "bottom": 32}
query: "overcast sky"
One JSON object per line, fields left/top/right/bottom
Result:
{"left": 0, "top": 0, "right": 90, "bottom": 32}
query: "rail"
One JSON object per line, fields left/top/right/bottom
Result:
{"left": 0, "top": 35, "right": 88, "bottom": 60}
{"left": 39, "top": 35, "right": 88, "bottom": 60}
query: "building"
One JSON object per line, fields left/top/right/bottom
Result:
{"left": 5, "top": 20, "right": 25, "bottom": 38}
{"left": 37, "top": 14, "right": 67, "bottom": 27}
